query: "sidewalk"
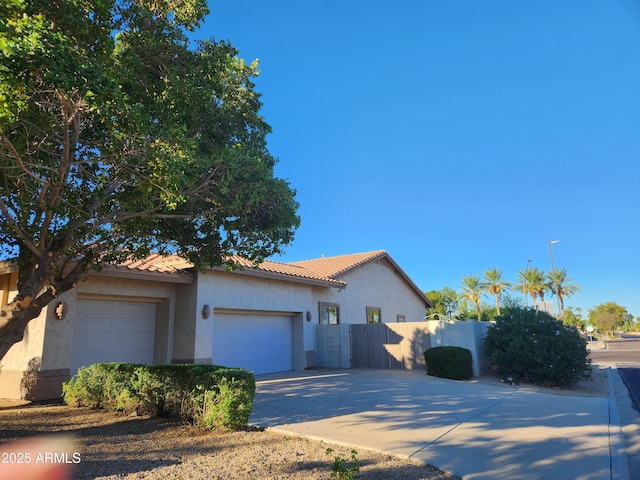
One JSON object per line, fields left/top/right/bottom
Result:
{"left": 250, "top": 369, "right": 625, "bottom": 480}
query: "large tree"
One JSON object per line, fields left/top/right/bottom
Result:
{"left": 460, "top": 275, "right": 483, "bottom": 321}
{"left": 425, "top": 286, "right": 459, "bottom": 320}
{"left": 588, "top": 302, "right": 633, "bottom": 336}
{"left": 481, "top": 268, "right": 510, "bottom": 316}
{"left": 519, "top": 267, "right": 549, "bottom": 306}
{"left": 546, "top": 268, "right": 580, "bottom": 318}
{"left": 0, "top": 0, "right": 300, "bottom": 358}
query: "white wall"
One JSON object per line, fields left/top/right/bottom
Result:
{"left": 196, "top": 270, "right": 334, "bottom": 359}
{"left": 317, "top": 320, "right": 492, "bottom": 376}
{"left": 426, "top": 320, "right": 491, "bottom": 376}
{"left": 314, "top": 259, "right": 427, "bottom": 325}
{"left": 0, "top": 272, "right": 183, "bottom": 400}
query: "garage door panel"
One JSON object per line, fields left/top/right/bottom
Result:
{"left": 111, "top": 316, "right": 156, "bottom": 335}
{"left": 73, "top": 315, "right": 111, "bottom": 335}
{"left": 116, "top": 350, "right": 155, "bottom": 364}
{"left": 114, "top": 302, "right": 157, "bottom": 316}
{"left": 71, "top": 300, "right": 157, "bottom": 375}
{"left": 212, "top": 313, "right": 292, "bottom": 375}
{"left": 112, "top": 334, "right": 154, "bottom": 353}
{"left": 76, "top": 300, "right": 114, "bottom": 315}
{"left": 72, "top": 354, "right": 110, "bottom": 369}
{"left": 71, "top": 336, "right": 110, "bottom": 356}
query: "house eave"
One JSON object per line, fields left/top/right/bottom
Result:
{"left": 91, "top": 266, "right": 194, "bottom": 284}
{"left": 212, "top": 266, "right": 346, "bottom": 289}
{"left": 0, "top": 260, "right": 17, "bottom": 276}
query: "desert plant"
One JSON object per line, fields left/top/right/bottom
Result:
{"left": 424, "top": 346, "right": 473, "bottom": 380}
{"left": 484, "top": 307, "right": 590, "bottom": 387}
{"left": 326, "top": 448, "right": 360, "bottom": 480}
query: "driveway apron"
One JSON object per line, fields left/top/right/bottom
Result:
{"left": 249, "top": 369, "right": 615, "bottom": 480}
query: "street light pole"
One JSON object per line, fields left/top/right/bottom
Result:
{"left": 524, "top": 259, "right": 531, "bottom": 307}
{"left": 548, "top": 240, "right": 561, "bottom": 317}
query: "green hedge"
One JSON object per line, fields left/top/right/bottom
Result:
{"left": 484, "top": 307, "right": 589, "bottom": 387}
{"left": 62, "top": 363, "right": 256, "bottom": 430}
{"left": 424, "top": 346, "right": 473, "bottom": 380}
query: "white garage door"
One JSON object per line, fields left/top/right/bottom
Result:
{"left": 212, "top": 312, "right": 293, "bottom": 375}
{"left": 70, "top": 299, "right": 157, "bottom": 375}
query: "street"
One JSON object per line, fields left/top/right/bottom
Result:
{"left": 590, "top": 333, "right": 640, "bottom": 411}
{"left": 589, "top": 333, "right": 640, "bottom": 479}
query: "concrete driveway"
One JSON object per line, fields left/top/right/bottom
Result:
{"left": 249, "top": 369, "right": 625, "bottom": 480}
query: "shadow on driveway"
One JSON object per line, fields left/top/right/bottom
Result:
{"left": 250, "top": 368, "right": 614, "bottom": 480}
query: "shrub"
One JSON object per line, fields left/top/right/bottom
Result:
{"left": 199, "top": 376, "right": 255, "bottom": 430}
{"left": 62, "top": 363, "right": 256, "bottom": 430}
{"left": 424, "top": 346, "right": 473, "bottom": 380}
{"left": 62, "top": 363, "right": 107, "bottom": 408}
{"left": 483, "top": 307, "right": 590, "bottom": 387}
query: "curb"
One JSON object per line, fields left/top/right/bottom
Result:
{"left": 607, "top": 367, "right": 630, "bottom": 480}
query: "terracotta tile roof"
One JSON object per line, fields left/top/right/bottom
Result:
{"left": 110, "top": 254, "right": 347, "bottom": 287}
{"left": 289, "top": 250, "right": 388, "bottom": 279}
{"left": 5, "top": 250, "right": 429, "bottom": 304}
{"left": 111, "top": 254, "right": 194, "bottom": 274}
{"left": 228, "top": 256, "right": 346, "bottom": 286}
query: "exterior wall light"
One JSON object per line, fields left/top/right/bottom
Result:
{"left": 55, "top": 302, "right": 65, "bottom": 320}
{"left": 306, "top": 311, "right": 312, "bottom": 322}
{"left": 202, "top": 304, "right": 211, "bottom": 319}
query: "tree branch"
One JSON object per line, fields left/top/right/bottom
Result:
{"left": 1, "top": 137, "right": 47, "bottom": 185}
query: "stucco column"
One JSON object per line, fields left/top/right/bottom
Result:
{"left": 193, "top": 308, "right": 213, "bottom": 364}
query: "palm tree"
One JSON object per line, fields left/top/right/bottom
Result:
{"left": 481, "top": 268, "right": 510, "bottom": 316}
{"left": 460, "top": 275, "right": 483, "bottom": 321}
{"left": 516, "top": 268, "right": 531, "bottom": 306}
{"left": 524, "top": 267, "right": 548, "bottom": 306}
{"left": 547, "top": 268, "right": 581, "bottom": 318}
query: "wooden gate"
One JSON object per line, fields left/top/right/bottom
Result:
{"left": 350, "top": 322, "right": 432, "bottom": 370}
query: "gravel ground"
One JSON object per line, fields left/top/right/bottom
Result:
{"left": 0, "top": 406, "right": 455, "bottom": 480}
{"left": 0, "top": 367, "right": 608, "bottom": 480}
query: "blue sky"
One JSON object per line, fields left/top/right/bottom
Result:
{"left": 201, "top": 1, "right": 640, "bottom": 318}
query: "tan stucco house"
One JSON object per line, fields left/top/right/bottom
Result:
{"left": 0, "top": 250, "right": 431, "bottom": 400}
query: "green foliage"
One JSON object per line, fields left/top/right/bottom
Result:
{"left": 516, "top": 267, "right": 550, "bottom": 305}
{"left": 425, "top": 287, "right": 459, "bottom": 319}
{"left": 326, "top": 448, "right": 360, "bottom": 480}
{"left": 546, "top": 268, "right": 580, "bottom": 316}
{"left": 563, "top": 306, "right": 586, "bottom": 330}
{"left": 588, "top": 302, "right": 633, "bottom": 336}
{"left": 0, "top": 0, "right": 299, "bottom": 356}
{"left": 62, "top": 362, "right": 110, "bottom": 408}
{"left": 62, "top": 363, "right": 256, "bottom": 430}
{"left": 424, "top": 346, "right": 473, "bottom": 380}
{"left": 481, "top": 268, "right": 510, "bottom": 316}
{"left": 460, "top": 275, "right": 484, "bottom": 321}
{"left": 199, "top": 376, "right": 255, "bottom": 431}
{"left": 484, "top": 307, "right": 590, "bottom": 387}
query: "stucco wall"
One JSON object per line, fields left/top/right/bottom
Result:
{"left": 197, "top": 270, "right": 327, "bottom": 353}
{"left": 315, "top": 260, "right": 427, "bottom": 325}
{"left": 76, "top": 275, "right": 179, "bottom": 366}
{"left": 173, "top": 281, "right": 198, "bottom": 362}
{"left": 426, "top": 320, "right": 491, "bottom": 376}
{"left": 0, "top": 272, "right": 183, "bottom": 400}
{"left": 0, "top": 284, "right": 47, "bottom": 371}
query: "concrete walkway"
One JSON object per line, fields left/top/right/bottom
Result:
{"left": 249, "top": 368, "right": 626, "bottom": 480}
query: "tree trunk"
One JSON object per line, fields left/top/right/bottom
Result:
{"left": 0, "top": 255, "right": 86, "bottom": 360}
{"left": 0, "top": 299, "right": 45, "bottom": 360}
